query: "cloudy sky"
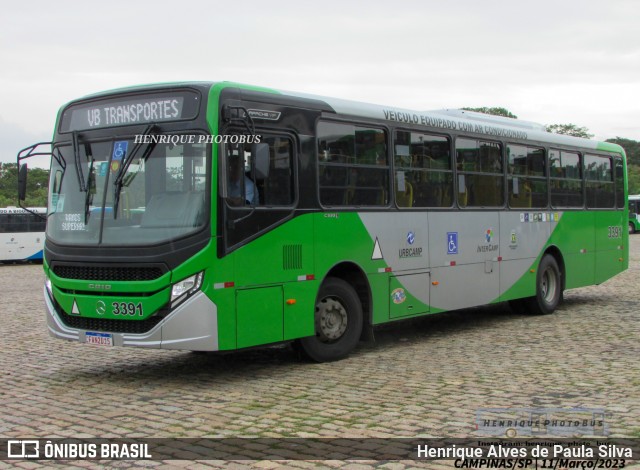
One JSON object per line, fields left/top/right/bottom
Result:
{"left": 1, "top": 0, "right": 638, "bottom": 166}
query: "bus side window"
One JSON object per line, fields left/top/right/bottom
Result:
{"left": 394, "top": 130, "right": 452, "bottom": 208}
{"left": 318, "top": 122, "right": 389, "bottom": 207}
{"left": 456, "top": 139, "right": 504, "bottom": 208}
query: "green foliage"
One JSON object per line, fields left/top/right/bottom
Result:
{"left": 462, "top": 107, "right": 518, "bottom": 119}
{"left": 628, "top": 164, "right": 640, "bottom": 195}
{"left": 545, "top": 123, "right": 594, "bottom": 139}
{"left": 606, "top": 137, "right": 640, "bottom": 166}
{"left": 603, "top": 138, "right": 640, "bottom": 194}
{"left": 0, "top": 163, "right": 49, "bottom": 207}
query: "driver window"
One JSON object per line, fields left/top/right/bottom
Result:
{"left": 224, "top": 135, "right": 295, "bottom": 207}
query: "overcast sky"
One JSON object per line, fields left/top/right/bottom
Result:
{"left": 1, "top": 0, "right": 639, "bottom": 166}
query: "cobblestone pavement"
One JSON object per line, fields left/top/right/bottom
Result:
{"left": 1, "top": 237, "right": 639, "bottom": 469}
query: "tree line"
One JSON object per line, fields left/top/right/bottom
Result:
{"left": 0, "top": 163, "right": 48, "bottom": 207}
{"left": 464, "top": 107, "right": 640, "bottom": 193}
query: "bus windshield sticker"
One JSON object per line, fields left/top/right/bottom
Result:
{"left": 98, "top": 162, "right": 108, "bottom": 177}
{"left": 111, "top": 141, "right": 128, "bottom": 173}
{"left": 60, "top": 213, "right": 85, "bottom": 231}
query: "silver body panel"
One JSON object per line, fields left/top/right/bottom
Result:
{"left": 44, "top": 288, "right": 219, "bottom": 351}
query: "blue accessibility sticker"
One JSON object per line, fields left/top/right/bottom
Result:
{"left": 447, "top": 232, "right": 458, "bottom": 255}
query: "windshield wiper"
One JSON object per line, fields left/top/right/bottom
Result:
{"left": 84, "top": 158, "right": 95, "bottom": 224}
{"left": 72, "top": 131, "right": 89, "bottom": 192}
{"left": 113, "top": 124, "right": 157, "bottom": 218}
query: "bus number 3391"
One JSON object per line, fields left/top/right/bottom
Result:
{"left": 112, "top": 302, "right": 144, "bottom": 316}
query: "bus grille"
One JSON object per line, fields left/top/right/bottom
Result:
{"left": 58, "top": 309, "right": 165, "bottom": 334}
{"left": 52, "top": 265, "right": 165, "bottom": 281}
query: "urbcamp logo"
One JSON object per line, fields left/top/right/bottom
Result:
{"left": 485, "top": 228, "right": 494, "bottom": 243}
{"left": 399, "top": 231, "right": 423, "bottom": 258}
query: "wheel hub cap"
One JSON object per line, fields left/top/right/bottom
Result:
{"left": 316, "top": 298, "right": 348, "bottom": 342}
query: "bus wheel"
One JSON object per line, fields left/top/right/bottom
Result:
{"left": 298, "top": 277, "right": 363, "bottom": 362}
{"left": 630, "top": 222, "right": 636, "bottom": 234}
{"left": 526, "top": 254, "right": 562, "bottom": 315}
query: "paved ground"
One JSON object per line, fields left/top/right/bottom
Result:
{"left": 1, "top": 237, "right": 639, "bottom": 469}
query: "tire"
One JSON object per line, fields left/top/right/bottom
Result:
{"left": 298, "top": 277, "right": 363, "bottom": 362}
{"left": 630, "top": 222, "right": 636, "bottom": 235}
{"left": 525, "top": 254, "right": 562, "bottom": 315}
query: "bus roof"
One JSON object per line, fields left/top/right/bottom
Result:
{"left": 61, "top": 81, "right": 627, "bottom": 157}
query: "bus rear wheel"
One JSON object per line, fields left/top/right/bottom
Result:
{"left": 630, "top": 222, "right": 636, "bottom": 234}
{"left": 525, "top": 254, "right": 562, "bottom": 315}
{"left": 298, "top": 277, "right": 363, "bottom": 362}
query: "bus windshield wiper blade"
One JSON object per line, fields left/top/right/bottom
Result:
{"left": 113, "top": 124, "right": 157, "bottom": 218}
{"left": 72, "top": 131, "right": 88, "bottom": 192}
{"left": 84, "top": 158, "right": 95, "bottom": 224}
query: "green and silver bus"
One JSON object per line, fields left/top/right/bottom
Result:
{"left": 18, "top": 82, "right": 629, "bottom": 361}
{"left": 629, "top": 195, "right": 640, "bottom": 234}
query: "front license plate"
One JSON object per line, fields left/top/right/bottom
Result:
{"left": 85, "top": 332, "right": 113, "bottom": 346}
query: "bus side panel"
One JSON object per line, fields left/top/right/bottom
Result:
{"left": 236, "top": 286, "right": 283, "bottom": 349}
{"left": 0, "top": 232, "right": 44, "bottom": 262}
{"left": 497, "top": 211, "right": 553, "bottom": 302}
{"left": 427, "top": 212, "right": 499, "bottom": 312}
{"left": 594, "top": 210, "right": 626, "bottom": 284}
{"left": 551, "top": 211, "right": 596, "bottom": 289}
{"left": 389, "top": 273, "right": 430, "bottom": 318}
{"left": 231, "top": 214, "right": 316, "bottom": 345}
{"left": 283, "top": 281, "right": 317, "bottom": 340}
{"left": 314, "top": 212, "right": 391, "bottom": 323}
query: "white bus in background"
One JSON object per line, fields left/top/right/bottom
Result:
{"left": 0, "top": 207, "right": 46, "bottom": 262}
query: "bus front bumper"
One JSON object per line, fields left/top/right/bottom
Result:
{"left": 44, "top": 287, "right": 219, "bottom": 351}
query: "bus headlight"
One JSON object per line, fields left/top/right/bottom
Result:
{"left": 171, "top": 272, "right": 204, "bottom": 308}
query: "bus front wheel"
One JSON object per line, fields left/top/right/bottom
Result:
{"left": 298, "top": 277, "right": 363, "bottom": 362}
{"left": 526, "top": 254, "right": 562, "bottom": 315}
{"left": 630, "top": 222, "right": 636, "bottom": 234}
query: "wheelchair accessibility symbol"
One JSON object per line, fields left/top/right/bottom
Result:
{"left": 447, "top": 232, "right": 458, "bottom": 255}
{"left": 111, "top": 140, "right": 128, "bottom": 173}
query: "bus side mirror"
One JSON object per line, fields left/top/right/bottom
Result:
{"left": 18, "top": 163, "right": 28, "bottom": 201}
{"left": 253, "top": 143, "right": 269, "bottom": 180}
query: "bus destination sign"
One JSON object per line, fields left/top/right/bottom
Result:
{"left": 59, "top": 91, "right": 200, "bottom": 132}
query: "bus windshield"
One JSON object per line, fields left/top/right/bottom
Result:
{"left": 47, "top": 135, "right": 209, "bottom": 246}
